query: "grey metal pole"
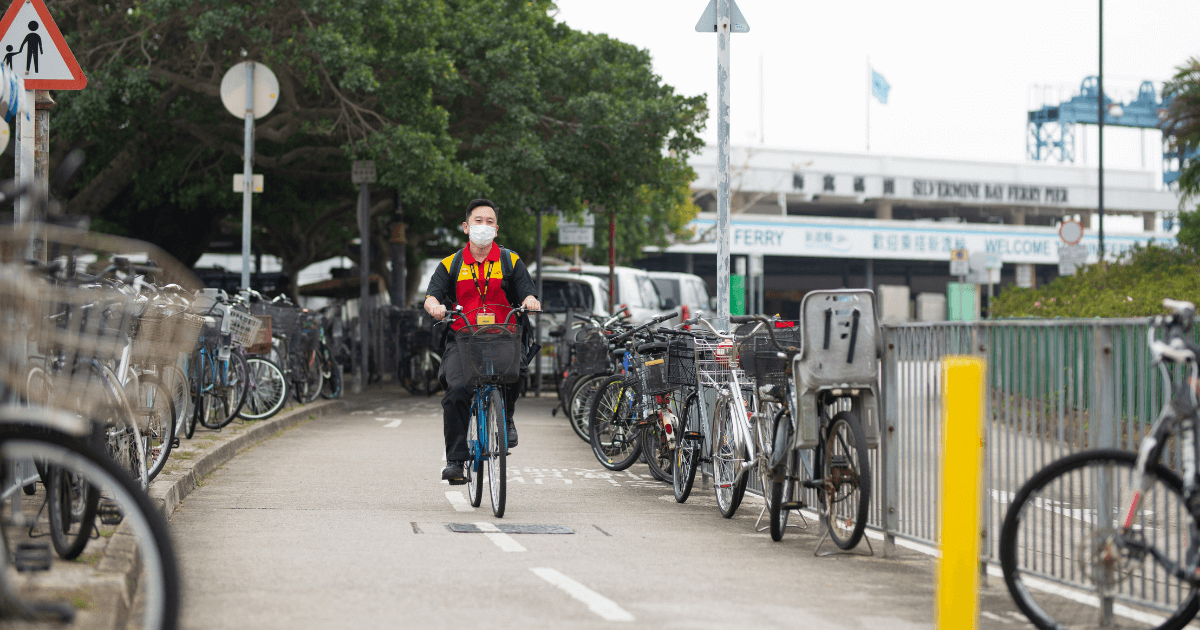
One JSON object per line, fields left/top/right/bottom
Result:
{"left": 391, "top": 195, "right": 406, "bottom": 307}
{"left": 1097, "top": 0, "right": 1105, "bottom": 262}
{"left": 715, "top": 0, "right": 732, "bottom": 332}
{"left": 241, "top": 61, "right": 255, "bottom": 290}
{"left": 358, "top": 183, "right": 371, "bottom": 392}
{"left": 15, "top": 88, "right": 33, "bottom": 223}
{"left": 534, "top": 207, "right": 544, "bottom": 396}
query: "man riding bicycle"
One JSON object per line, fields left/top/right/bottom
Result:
{"left": 425, "top": 199, "right": 540, "bottom": 484}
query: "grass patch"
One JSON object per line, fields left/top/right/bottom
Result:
{"left": 71, "top": 553, "right": 100, "bottom": 566}
{"left": 99, "top": 527, "right": 116, "bottom": 538}
{"left": 70, "top": 594, "right": 90, "bottom": 610}
{"left": 173, "top": 452, "right": 194, "bottom": 460}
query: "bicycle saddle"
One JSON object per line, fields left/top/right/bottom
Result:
{"left": 636, "top": 341, "right": 668, "bottom": 354}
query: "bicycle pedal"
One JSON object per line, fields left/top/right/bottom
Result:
{"left": 781, "top": 501, "right": 807, "bottom": 511}
{"left": 683, "top": 432, "right": 704, "bottom": 442}
{"left": 97, "top": 501, "right": 124, "bottom": 526}
{"left": 802, "top": 479, "right": 824, "bottom": 490}
{"left": 14, "top": 542, "right": 52, "bottom": 572}
{"left": 171, "top": 437, "right": 181, "bottom": 449}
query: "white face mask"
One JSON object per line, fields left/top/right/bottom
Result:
{"left": 469, "top": 224, "right": 497, "bottom": 247}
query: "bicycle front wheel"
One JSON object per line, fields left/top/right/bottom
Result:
{"left": 673, "top": 392, "right": 701, "bottom": 504}
{"left": 137, "top": 374, "right": 177, "bottom": 482}
{"left": 46, "top": 465, "right": 99, "bottom": 559}
{"left": 319, "top": 349, "right": 343, "bottom": 399}
{"left": 465, "top": 402, "right": 484, "bottom": 508}
{"left": 240, "top": 358, "right": 288, "bottom": 420}
{"left": 822, "top": 411, "right": 870, "bottom": 550}
{"left": 641, "top": 421, "right": 672, "bottom": 483}
{"left": 568, "top": 374, "right": 604, "bottom": 443}
{"left": 1000, "top": 449, "right": 1200, "bottom": 630}
{"left": 588, "top": 375, "right": 642, "bottom": 471}
{"left": 486, "top": 388, "right": 506, "bottom": 518}
{"left": 713, "top": 397, "right": 748, "bottom": 518}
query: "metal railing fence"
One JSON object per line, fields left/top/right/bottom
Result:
{"left": 880, "top": 318, "right": 1195, "bottom": 615}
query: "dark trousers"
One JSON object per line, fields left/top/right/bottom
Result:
{"left": 440, "top": 338, "right": 518, "bottom": 461}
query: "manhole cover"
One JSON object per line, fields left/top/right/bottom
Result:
{"left": 446, "top": 523, "right": 574, "bottom": 534}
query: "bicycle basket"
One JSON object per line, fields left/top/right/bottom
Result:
{"left": 665, "top": 337, "right": 697, "bottom": 387}
{"left": 573, "top": 329, "right": 610, "bottom": 376}
{"left": 461, "top": 324, "right": 523, "bottom": 386}
{"left": 227, "top": 308, "right": 262, "bottom": 348}
{"left": 250, "top": 303, "right": 302, "bottom": 339}
{"left": 245, "top": 315, "right": 273, "bottom": 355}
{"left": 131, "top": 309, "right": 206, "bottom": 364}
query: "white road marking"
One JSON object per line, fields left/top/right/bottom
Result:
{"left": 382, "top": 419, "right": 403, "bottom": 428}
{"left": 980, "top": 611, "right": 1010, "bottom": 624}
{"left": 445, "top": 491, "right": 475, "bottom": 512}
{"left": 475, "top": 522, "right": 526, "bottom": 552}
{"left": 530, "top": 567, "right": 634, "bottom": 622}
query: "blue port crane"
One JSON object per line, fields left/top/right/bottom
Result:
{"left": 1027, "top": 77, "right": 1197, "bottom": 185}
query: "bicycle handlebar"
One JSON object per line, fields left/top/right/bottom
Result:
{"left": 609, "top": 310, "right": 679, "bottom": 345}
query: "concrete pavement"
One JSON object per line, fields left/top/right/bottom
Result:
{"left": 168, "top": 388, "right": 1034, "bottom": 630}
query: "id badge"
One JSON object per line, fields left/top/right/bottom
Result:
{"left": 476, "top": 311, "right": 496, "bottom": 325}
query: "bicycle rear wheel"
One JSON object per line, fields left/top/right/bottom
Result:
{"left": 768, "top": 409, "right": 795, "bottom": 542}
{"left": 641, "top": 420, "right": 672, "bottom": 483}
{"left": 673, "top": 392, "right": 701, "bottom": 503}
{"left": 486, "top": 388, "right": 506, "bottom": 518}
{"left": 588, "top": 375, "right": 642, "bottom": 471}
{"left": 319, "top": 349, "right": 343, "bottom": 399}
{"left": 46, "top": 465, "right": 100, "bottom": 560}
{"left": 1000, "top": 449, "right": 1200, "bottom": 630}
{"left": 240, "top": 358, "right": 288, "bottom": 420}
{"left": 199, "top": 353, "right": 248, "bottom": 429}
{"left": 822, "top": 411, "right": 870, "bottom": 550}
{"left": 713, "top": 397, "right": 747, "bottom": 518}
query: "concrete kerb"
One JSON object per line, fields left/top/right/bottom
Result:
{"left": 149, "top": 399, "right": 345, "bottom": 521}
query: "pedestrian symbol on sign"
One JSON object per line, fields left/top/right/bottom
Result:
{"left": 19, "top": 21, "right": 41, "bottom": 73}
{"left": 0, "top": 0, "right": 86, "bottom": 89}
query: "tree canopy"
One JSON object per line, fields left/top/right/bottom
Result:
{"left": 39, "top": 0, "right": 705, "bottom": 296}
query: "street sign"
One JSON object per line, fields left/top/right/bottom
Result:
{"left": 352, "top": 160, "right": 376, "bottom": 184}
{"left": 559, "top": 209, "right": 595, "bottom": 227}
{"left": 694, "top": 0, "right": 750, "bottom": 32}
{"left": 558, "top": 226, "right": 594, "bottom": 247}
{"left": 1058, "top": 219, "right": 1084, "bottom": 246}
{"left": 0, "top": 0, "right": 86, "bottom": 90}
{"left": 949, "top": 249, "right": 969, "bottom": 276}
{"left": 1015, "top": 263, "right": 1033, "bottom": 289}
{"left": 968, "top": 252, "right": 1001, "bottom": 285}
{"left": 232, "top": 174, "right": 263, "bottom": 193}
{"left": 1058, "top": 243, "right": 1088, "bottom": 276}
{"left": 220, "top": 62, "right": 279, "bottom": 120}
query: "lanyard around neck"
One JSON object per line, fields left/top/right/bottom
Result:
{"left": 468, "top": 259, "right": 493, "bottom": 302}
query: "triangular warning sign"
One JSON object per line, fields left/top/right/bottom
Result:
{"left": 0, "top": 0, "right": 86, "bottom": 90}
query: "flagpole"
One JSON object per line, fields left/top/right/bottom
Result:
{"left": 865, "top": 57, "right": 870, "bottom": 153}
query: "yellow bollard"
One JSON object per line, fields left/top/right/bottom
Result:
{"left": 936, "top": 355, "right": 986, "bottom": 630}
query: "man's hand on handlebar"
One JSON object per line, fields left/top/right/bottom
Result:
{"left": 521, "top": 295, "right": 541, "bottom": 312}
{"left": 424, "top": 296, "right": 447, "bottom": 321}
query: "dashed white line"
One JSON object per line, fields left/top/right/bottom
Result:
{"left": 445, "top": 491, "right": 475, "bottom": 512}
{"left": 382, "top": 419, "right": 403, "bottom": 428}
{"left": 530, "top": 567, "right": 634, "bottom": 622}
{"left": 475, "top": 522, "right": 526, "bottom": 552}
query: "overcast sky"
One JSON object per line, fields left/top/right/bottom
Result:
{"left": 552, "top": 0, "right": 1200, "bottom": 176}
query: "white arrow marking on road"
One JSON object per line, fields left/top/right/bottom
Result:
{"left": 445, "top": 491, "right": 475, "bottom": 512}
{"left": 475, "top": 522, "right": 526, "bottom": 552}
{"left": 530, "top": 568, "right": 634, "bottom": 622}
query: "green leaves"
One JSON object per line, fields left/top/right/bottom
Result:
{"left": 1164, "top": 57, "right": 1200, "bottom": 208}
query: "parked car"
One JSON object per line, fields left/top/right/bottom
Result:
{"left": 532, "top": 272, "right": 610, "bottom": 379}
{"left": 535, "top": 264, "right": 668, "bottom": 325}
{"left": 648, "top": 271, "right": 711, "bottom": 327}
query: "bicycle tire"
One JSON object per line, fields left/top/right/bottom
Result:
{"left": 588, "top": 375, "right": 642, "bottom": 471}
{"left": 465, "top": 401, "right": 484, "bottom": 508}
{"left": 0, "top": 429, "right": 181, "bottom": 630}
{"left": 1000, "top": 449, "right": 1200, "bottom": 630}
{"left": 46, "top": 465, "right": 99, "bottom": 560}
{"left": 298, "top": 349, "right": 324, "bottom": 404}
{"left": 641, "top": 422, "right": 672, "bottom": 483}
{"left": 319, "top": 348, "right": 343, "bottom": 399}
{"left": 673, "top": 392, "right": 701, "bottom": 503}
{"left": 158, "top": 364, "right": 190, "bottom": 441}
{"left": 822, "top": 411, "right": 870, "bottom": 550}
{"left": 199, "top": 352, "right": 249, "bottom": 429}
{"left": 568, "top": 374, "right": 604, "bottom": 443}
{"left": 137, "top": 374, "right": 176, "bottom": 482}
{"left": 713, "top": 396, "right": 748, "bottom": 519}
{"left": 768, "top": 409, "right": 795, "bottom": 542}
{"left": 486, "top": 388, "right": 506, "bottom": 518}
{"left": 239, "top": 358, "right": 288, "bottom": 420}
{"left": 185, "top": 353, "right": 200, "bottom": 439}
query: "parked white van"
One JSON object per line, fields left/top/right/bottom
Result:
{"left": 534, "top": 264, "right": 668, "bottom": 325}
{"left": 532, "top": 272, "right": 610, "bottom": 378}
{"left": 647, "top": 271, "right": 711, "bottom": 327}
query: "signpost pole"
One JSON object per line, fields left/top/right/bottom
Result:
{"left": 241, "top": 61, "right": 254, "bottom": 290}
{"left": 357, "top": 180, "right": 370, "bottom": 393}
{"left": 535, "top": 207, "right": 544, "bottom": 397}
{"left": 33, "top": 91, "right": 50, "bottom": 224}
{"left": 1097, "top": 0, "right": 1105, "bottom": 262}
{"left": 608, "top": 209, "right": 615, "bottom": 314}
{"left": 715, "top": 0, "right": 731, "bottom": 331}
{"left": 15, "top": 88, "right": 32, "bottom": 223}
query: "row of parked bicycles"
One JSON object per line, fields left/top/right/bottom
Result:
{"left": 0, "top": 222, "right": 345, "bottom": 629}
{"left": 552, "top": 290, "right": 881, "bottom": 552}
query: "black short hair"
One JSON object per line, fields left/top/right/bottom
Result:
{"left": 465, "top": 199, "right": 498, "bottom": 222}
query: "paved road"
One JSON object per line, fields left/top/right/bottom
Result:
{"left": 170, "top": 388, "right": 1032, "bottom": 630}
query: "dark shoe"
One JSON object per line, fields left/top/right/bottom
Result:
{"left": 441, "top": 462, "right": 466, "bottom": 485}
{"left": 506, "top": 423, "right": 518, "bottom": 449}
